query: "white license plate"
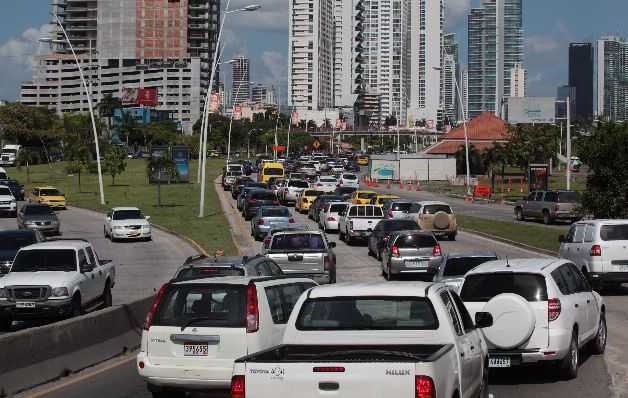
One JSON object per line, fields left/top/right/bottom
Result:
{"left": 130, "top": 231, "right": 140, "bottom": 237}
{"left": 16, "top": 301, "right": 36, "bottom": 308}
{"left": 184, "top": 343, "right": 208, "bottom": 356}
{"left": 618, "top": 264, "right": 628, "bottom": 271}
{"left": 405, "top": 260, "right": 425, "bottom": 268}
{"left": 489, "top": 356, "right": 511, "bottom": 368}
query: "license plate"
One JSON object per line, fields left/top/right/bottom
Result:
{"left": 405, "top": 260, "right": 425, "bottom": 268}
{"left": 489, "top": 356, "right": 511, "bottom": 368}
{"left": 618, "top": 264, "right": 628, "bottom": 271}
{"left": 130, "top": 231, "right": 140, "bottom": 237}
{"left": 16, "top": 301, "right": 36, "bottom": 308}
{"left": 184, "top": 343, "right": 208, "bottom": 356}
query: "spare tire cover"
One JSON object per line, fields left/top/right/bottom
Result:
{"left": 481, "top": 293, "right": 535, "bottom": 349}
{"left": 432, "top": 212, "right": 450, "bottom": 230}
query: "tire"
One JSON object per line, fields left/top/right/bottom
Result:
{"left": 0, "top": 318, "right": 12, "bottom": 332}
{"left": 515, "top": 208, "right": 525, "bottom": 221}
{"left": 338, "top": 228, "right": 345, "bottom": 241}
{"left": 104, "top": 227, "right": 109, "bottom": 239}
{"left": 588, "top": 313, "right": 607, "bottom": 355}
{"left": 560, "top": 332, "right": 579, "bottom": 380}
{"left": 101, "top": 283, "right": 112, "bottom": 309}
{"left": 543, "top": 210, "right": 553, "bottom": 225}
{"left": 367, "top": 242, "right": 373, "bottom": 257}
{"left": 11, "top": 211, "right": 16, "bottom": 218}
{"left": 386, "top": 264, "right": 394, "bottom": 281}
{"left": 448, "top": 233, "right": 457, "bottom": 241}
{"left": 68, "top": 296, "right": 82, "bottom": 318}
{"left": 377, "top": 249, "right": 382, "bottom": 261}
{"left": 346, "top": 231, "right": 353, "bottom": 246}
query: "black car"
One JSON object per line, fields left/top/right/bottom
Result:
{"left": 242, "top": 189, "right": 279, "bottom": 221}
{"left": 344, "top": 162, "right": 360, "bottom": 172}
{"left": 0, "top": 229, "right": 46, "bottom": 274}
{"left": 334, "top": 186, "right": 358, "bottom": 201}
{"left": 237, "top": 184, "right": 268, "bottom": 210}
{"left": 231, "top": 177, "right": 254, "bottom": 199}
{"left": 367, "top": 219, "right": 421, "bottom": 260}
{"left": 308, "top": 195, "right": 344, "bottom": 222}
{"left": 0, "top": 179, "right": 25, "bottom": 201}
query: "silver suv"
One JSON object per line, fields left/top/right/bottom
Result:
{"left": 515, "top": 190, "right": 582, "bottom": 224}
{"left": 279, "top": 179, "right": 309, "bottom": 205}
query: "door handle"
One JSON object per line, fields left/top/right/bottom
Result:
{"left": 575, "top": 304, "right": 579, "bottom": 308}
{"left": 460, "top": 352, "right": 465, "bottom": 358}
{"left": 587, "top": 300, "right": 591, "bottom": 303}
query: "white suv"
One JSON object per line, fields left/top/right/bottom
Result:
{"left": 459, "top": 259, "right": 606, "bottom": 379}
{"left": 137, "top": 276, "right": 316, "bottom": 397}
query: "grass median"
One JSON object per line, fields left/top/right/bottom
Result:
{"left": 7, "top": 158, "right": 237, "bottom": 255}
{"left": 456, "top": 214, "right": 562, "bottom": 254}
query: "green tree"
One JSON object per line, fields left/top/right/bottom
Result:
{"left": 505, "top": 124, "right": 559, "bottom": 170}
{"left": 15, "top": 148, "right": 40, "bottom": 183}
{"left": 0, "top": 103, "right": 57, "bottom": 146}
{"left": 577, "top": 121, "right": 628, "bottom": 218}
{"left": 103, "top": 146, "right": 127, "bottom": 185}
{"left": 64, "top": 145, "right": 93, "bottom": 192}
{"left": 145, "top": 153, "right": 179, "bottom": 207}
{"left": 455, "top": 144, "right": 484, "bottom": 176}
{"left": 114, "top": 111, "right": 141, "bottom": 148}
{"left": 97, "top": 93, "right": 121, "bottom": 136}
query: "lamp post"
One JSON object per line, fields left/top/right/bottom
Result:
{"left": 40, "top": 14, "right": 105, "bottom": 206}
{"left": 198, "top": 3, "right": 261, "bottom": 217}
{"left": 247, "top": 128, "right": 257, "bottom": 158}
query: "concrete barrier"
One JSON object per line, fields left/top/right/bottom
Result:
{"left": 0, "top": 295, "right": 153, "bottom": 396}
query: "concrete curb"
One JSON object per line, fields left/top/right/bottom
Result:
{"left": 67, "top": 203, "right": 208, "bottom": 256}
{"left": 458, "top": 227, "right": 558, "bottom": 257}
{"left": 0, "top": 295, "right": 153, "bottom": 397}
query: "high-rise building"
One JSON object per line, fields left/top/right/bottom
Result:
{"left": 442, "top": 33, "right": 459, "bottom": 122}
{"left": 252, "top": 84, "right": 276, "bottom": 104}
{"left": 569, "top": 43, "right": 594, "bottom": 118}
{"left": 468, "top": 0, "right": 523, "bottom": 118}
{"left": 332, "top": 0, "right": 356, "bottom": 108}
{"left": 232, "top": 55, "right": 251, "bottom": 106}
{"left": 19, "top": 0, "right": 220, "bottom": 134}
{"left": 510, "top": 61, "right": 526, "bottom": 97}
{"left": 288, "top": 0, "right": 334, "bottom": 111}
{"left": 597, "top": 36, "right": 628, "bottom": 121}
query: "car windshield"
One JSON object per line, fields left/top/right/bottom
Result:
{"left": 152, "top": 284, "right": 246, "bottom": 328}
{"left": 319, "top": 178, "right": 336, "bottom": 183}
{"left": 3, "top": 149, "right": 17, "bottom": 154}
{"left": 329, "top": 203, "right": 349, "bottom": 213}
{"left": 383, "top": 220, "right": 420, "bottom": 231}
{"left": 296, "top": 297, "right": 438, "bottom": 330}
{"left": 392, "top": 203, "right": 413, "bottom": 212}
{"left": 262, "top": 207, "right": 290, "bottom": 217}
{"left": 227, "top": 165, "right": 243, "bottom": 172}
{"left": 24, "top": 206, "right": 54, "bottom": 216}
{"left": 264, "top": 168, "right": 284, "bottom": 176}
{"left": 460, "top": 273, "right": 548, "bottom": 302}
{"left": 600, "top": 224, "right": 628, "bottom": 241}
{"left": 0, "top": 234, "right": 36, "bottom": 251}
{"left": 393, "top": 234, "right": 437, "bottom": 248}
{"left": 289, "top": 180, "right": 309, "bottom": 188}
{"left": 338, "top": 187, "right": 356, "bottom": 194}
{"left": 358, "top": 192, "right": 376, "bottom": 199}
{"left": 0, "top": 187, "right": 12, "bottom": 196}
{"left": 424, "top": 204, "right": 452, "bottom": 214}
{"left": 226, "top": 171, "right": 242, "bottom": 177}
{"left": 40, "top": 189, "right": 61, "bottom": 196}
{"left": 12, "top": 249, "right": 76, "bottom": 272}
{"left": 247, "top": 183, "right": 268, "bottom": 189}
{"left": 442, "top": 256, "right": 498, "bottom": 277}
{"left": 176, "top": 267, "right": 245, "bottom": 279}
{"left": 113, "top": 210, "right": 144, "bottom": 220}
{"left": 270, "top": 233, "right": 326, "bottom": 251}
{"left": 557, "top": 192, "right": 582, "bottom": 203}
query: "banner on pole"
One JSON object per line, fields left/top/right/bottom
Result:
{"left": 233, "top": 105, "right": 242, "bottom": 121}
{"left": 291, "top": 112, "right": 299, "bottom": 125}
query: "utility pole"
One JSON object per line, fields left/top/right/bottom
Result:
{"left": 566, "top": 96, "right": 571, "bottom": 190}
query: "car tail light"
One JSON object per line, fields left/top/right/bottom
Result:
{"left": 323, "top": 255, "right": 330, "bottom": 272}
{"left": 246, "top": 283, "right": 259, "bottom": 333}
{"left": 432, "top": 244, "right": 441, "bottom": 257}
{"left": 263, "top": 237, "right": 271, "bottom": 247}
{"left": 554, "top": 205, "right": 560, "bottom": 212}
{"left": 289, "top": 218, "right": 295, "bottom": 223}
{"left": 419, "top": 213, "right": 425, "bottom": 221}
{"left": 284, "top": 188, "right": 289, "bottom": 193}
{"left": 392, "top": 246, "right": 400, "bottom": 258}
{"left": 247, "top": 199, "right": 256, "bottom": 205}
{"left": 144, "top": 282, "right": 170, "bottom": 330}
{"left": 258, "top": 218, "right": 265, "bottom": 225}
{"left": 327, "top": 216, "right": 335, "bottom": 221}
{"left": 231, "top": 375, "right": 245, "bottom": 398}
{"left": 272, "top": 200, "right": 280, "bottom": 205}
{"left": 415, "top": 375, "right": 435, "bottom": 398}
{"left": 548, "top": 298, "right": 561, "bottom": 322}
{"left": 383, "top": 233, "right": 389, "bottom": 242}
{"left": 590, "top": 245, "right": 601, "bottom": 257}
{"left": 388, "top": 209, "right": 393, "bottom": 218}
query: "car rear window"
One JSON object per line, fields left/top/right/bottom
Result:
{"left": 296, "top": 297, "right": 439, "bottom": 330}
{"left": 262, "top": 207, "right": 290, "bottom": 217}
{"left": 153, "top": 284, "right": 246, "bottom": 328}
{"left": 0, "top": 234, "right": 36, "bottom": 251}
{"left": 392, "top": 203, "right": 413, "bottom": 212}
{"left": 264, "top": 168, "right": 283, "bottom": 176}
{"left": 0, "top": 187, "right": 11, "bottom": 196}
{"left": 600, "top": 224, "right": 628, "bottom": 241}
{"left": 176, "top": 267, "right": 245, "bottom": 279}
{"left": 320, "top": 178, "right": 336, "bottom": 183}
{"left": 338, "top": 187, "right": 357, "bottom": 194}
{"left": 329, "top": 203, "right": 348, "bottom": 213}
{"left": 557, "top": 191, "right": 582, "bottom": 203}
{"left": 393, "top": 234, "right": 437, "bottom": 248}
{"left": 304, "top": 190, "right": 322, "bottom": 197}
{"left": 383, "top": 220, "right": 420, "bottom": 232}
{"left": 289, "top": 180, "right": 309, "bottom": 188}
{"left": 460, "top": 273, "right": 548, "bottom": 302}
{"left": 270, "top": 233, "right": 326, "bottom": 251}
{"left": 252, "top": 191, "right": 277, "bottom": 200}
{"left": 442, "top": 257, "right": 498, "bottom": 277}
{"left": 247, "top": 183, "right": 267, "bottom": 189}
{"left": 342, "top": 174, "right": 357, "bottom": 179}
{"left": 423, "top": 204, "right": 452, "bottom": 214}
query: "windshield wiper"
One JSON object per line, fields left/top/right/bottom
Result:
{"left": 181, "top": 315, "right": 227, "bottom": 331}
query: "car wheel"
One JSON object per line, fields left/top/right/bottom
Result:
{"left": 11, "top": 211, "right": 16, "bottom": 218}
{"left": 560, "top": 332, "right": 579, "bottom": 380}
{"left": 338, "top": 228, "right": 345, "bottom": 241}
{"left": 101, "top": 283, "right": 113, "bottom": 309}
{"left": 386, "top": 264, "right": 394, "bottom": 281}
{"left": 543, "top": 210, "right": 553, "bottom": 225}
{"left": 588, "top": 313, "right": 607, "bottom": 355}
{"left": 346, "top": 231, "right": 353, "bottom": 246}
{"left": 68, "top": 296, "right": 82, "bottom": 318}
{"left": 448, "top": 233, "right": 457, "bottom": 241}
{"left": 515, "top": 208, "right": 525, "bottom": 221}
{"left": 0, "top": 318, "right": 12, "bottom": 332}
{"left": 367, "top": 242, "right": 373, "bottom": 257}
{"left": 103, "top": 226, "right": 109, "bottom": 239}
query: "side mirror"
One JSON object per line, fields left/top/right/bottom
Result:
{"left": 475, "top": 312, "right": 493, "bottom": 329}
{"left": 558, "top": 235, "right": 565, "bottom": 243}
{"left": 145, "top": 216, "right": 151, "bottom": 220}
{"left": 81, "top": 263, "right": 94, "bottom": 273}
{"left": 329, "top": 242, "right": 337, "bottom": 249}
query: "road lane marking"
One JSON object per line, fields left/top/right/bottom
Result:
{"left": 23, "top": 355, "right": 136, "bottom": 398}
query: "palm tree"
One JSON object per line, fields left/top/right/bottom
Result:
{"left": 146, "top": 154, "right": 179, "bottom": 207}
{"left": 15, "top": 149, "right": 40, "bottom": 183}
{"left": 97, "top": 93, "right": 121, "bottom": 136}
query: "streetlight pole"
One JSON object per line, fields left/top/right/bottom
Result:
{"left": 247, "top": 128, "right": 256, "bottom": 158}
{"left": 45, "top": 14, "right": 105, "bottom": 206}
{"left": 566, "top": 96, "right": 571, "bottom": 190}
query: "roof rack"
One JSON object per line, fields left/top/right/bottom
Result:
{"left": 183, "top": 253, "right": 208, "bottom": 265}
{"left": 45, "top": 237, "right": 90, "bottom": 243}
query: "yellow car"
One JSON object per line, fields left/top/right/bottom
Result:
{"left": 356, "top": 156, "right": 369, "bottom": 166}
{"left": 370, "top": 194, "right": 400, "bottom": 207}
{"left": 350, "top": 190, "right": 377, "bottom": 204}
{"left": 29, "top": 186, "right": 66, "bottom": 209}
{"left": 295, "top": 189, "right": 323, "bottom": 213}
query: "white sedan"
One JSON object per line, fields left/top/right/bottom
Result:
{"left": 310, "top": 176, "right": 337, "bottom": 193}
{"left": 318, "top": 201, "right": 348, "bottom": 232}
{"left": 104, "top": 207, "right": 152, "bottom": 242}
{"left": 338, "top": 172, "right": 359, "bottom": 188}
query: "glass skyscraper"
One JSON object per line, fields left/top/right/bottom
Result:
{"left": 569, "top": 43, "right": 594, "bottom": 118}
{"left": 597, "top": 36, "right": 628, "bottom": 121}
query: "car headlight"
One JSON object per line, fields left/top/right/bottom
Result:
{"left": 11, "top": 199, "right": 16, "bottom": 204}
{"left": 113, "top": 226, "right": 124, "bottom": 230}
{"left": 52, "top": 220, "right": 60, "bottom": 224}
{"left": 0, "top": 288, "right": 6, "bottom": 299}
{"left": 51, "top": 287, "right": 69, "bottom": 297}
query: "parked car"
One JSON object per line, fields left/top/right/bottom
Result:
{"left": 349, "top": 189, "right": 377, "bottom": 205}
{"left": 406, "top": 201, "right": 458, "bottom": 240}
{"left": 459, "top": 259, "right": 606, "bottom": 379}
{"left": 309, "top": 176, "right": 337, "bottom": 193}
{"left": 0, "top": 185, "right": 17, "bottom": 217}
{"left": 318, "top": 202, "right": 349, "bottom": 232}
{"left": 28, "top": 186, "right": 66, "bottom": 209}
{"left": 231, "top": 282, "right": 492, "bottom": 398}
{"left": 17, "top": 203, "right": 60, "bottom": 235}
{"left": 559, "top": 219, "right": 628, "bottom": 290}
{"left": 251, "top": 206, "right": 294, "bottom": 241}
{"left": 370, "top": 194, "right": 400, "bottom": 207}
{"left": 294, "top": 189, "right": 323, "bottom": 213}
{"left": 230, "top": 177, "right": 254, "bottom": 199}
{"left": 242, "top": 190, "right": 279, "bottom": 221}
{"left": 381, "top": 231, "right": 442, "bottom": 281}
{"left": 433, "top": 252, "right": 498, "bottom": 290}
{"left": 137, "top": 276, "right": 316, "bottom": 396}
{"left": 334, "top": 186, "right": 358, "bottom": 201}
{"left": 308, "top": 195, "right": 343, "bottom": 222}
{"left": 382, "top": 199, "right": 414, "bottom": 219}
{"left": 104, "top": 207, "right": 152, "bottom": 242}
{"left": 337, "top": 204, "right": 385, "bottom": 244}
{"left": 0, "top": 229, "right": 46, "bottom": 275}
{"left": 367, "top": 219, "right": 421, "bottom": 260}
{"left": 266, "top": 229, "right": 337, "bottom": 284}
{"left": 337, "top": 173, "right": 359, "bottom": 188}
{"left": 515, "top": 190, "right": 582, "bottom": 224}
{"left": 173, "top": 254, "right": 284, "bottom": 279}
{"left": 0, "top": 179, "right": 25, "bottom": 201}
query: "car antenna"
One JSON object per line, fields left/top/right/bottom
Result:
{"left": 505, "top": 254, "right": 510, "bottom": 268}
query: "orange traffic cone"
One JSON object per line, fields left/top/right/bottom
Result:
{"left": 519, "top": 184, "right": 524, "bottom": 193}
{"left": 471, "top": 195, "right": 475, "bottom": 204}
{"left": 374, "top": 179, "right": 379, "bottom": 187}
{"left": 416, "top": 181, "right": 421, "bottom": 191}
{"left": 507, "top": 178, "right": 512, "bottom": 192}
{"left": 465, "top": 195, "right": 469, "bottom": 203}
{"left": 399, "top": 181, "right": 404, "bottom": 190}
{"left": 387, "top": 179, "right": 391, "bottom": 189}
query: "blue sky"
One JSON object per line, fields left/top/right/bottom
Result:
{"left": 0, "top": 0, "right": 627, "bottom": 103}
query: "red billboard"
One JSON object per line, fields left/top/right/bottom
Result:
{"left": 138, "top": 88, "right": 158, "bottom": 106}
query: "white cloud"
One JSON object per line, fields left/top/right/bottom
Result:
{"left": 261, "top": 50, "right": 285, "bottom": 80}
{"left": 525, "top": 36, "right": 559, "bottom": 57}
{"left": 444, "top": 0, "right": 471, "bottom": 30}
{"left": 226, "top": 0, "right": 288, "bottom": 33}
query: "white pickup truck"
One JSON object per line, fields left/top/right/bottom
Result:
{"left": 231, "top": 282, "right": 493, "bottom": 398}
{"left": 338, "top": 204, "right": 385, "bottom": 244}
{"left": 0, "top": 239, "right": 115, "bottom": 331}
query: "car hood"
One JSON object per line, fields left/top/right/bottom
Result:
{"left": 0, "top": 271, "right": 77, "bottom": 287}
{"left": 25, "top": 214, "right": 58, "bottom": 222}
{"left": 0, "top": 194, "right": 15, "bottom": 201}
{"left": 40, "top": 196, "right": 65, "bottom": 201}
{"left": 110, "top": 219, "right": 150, "bottom": 227}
